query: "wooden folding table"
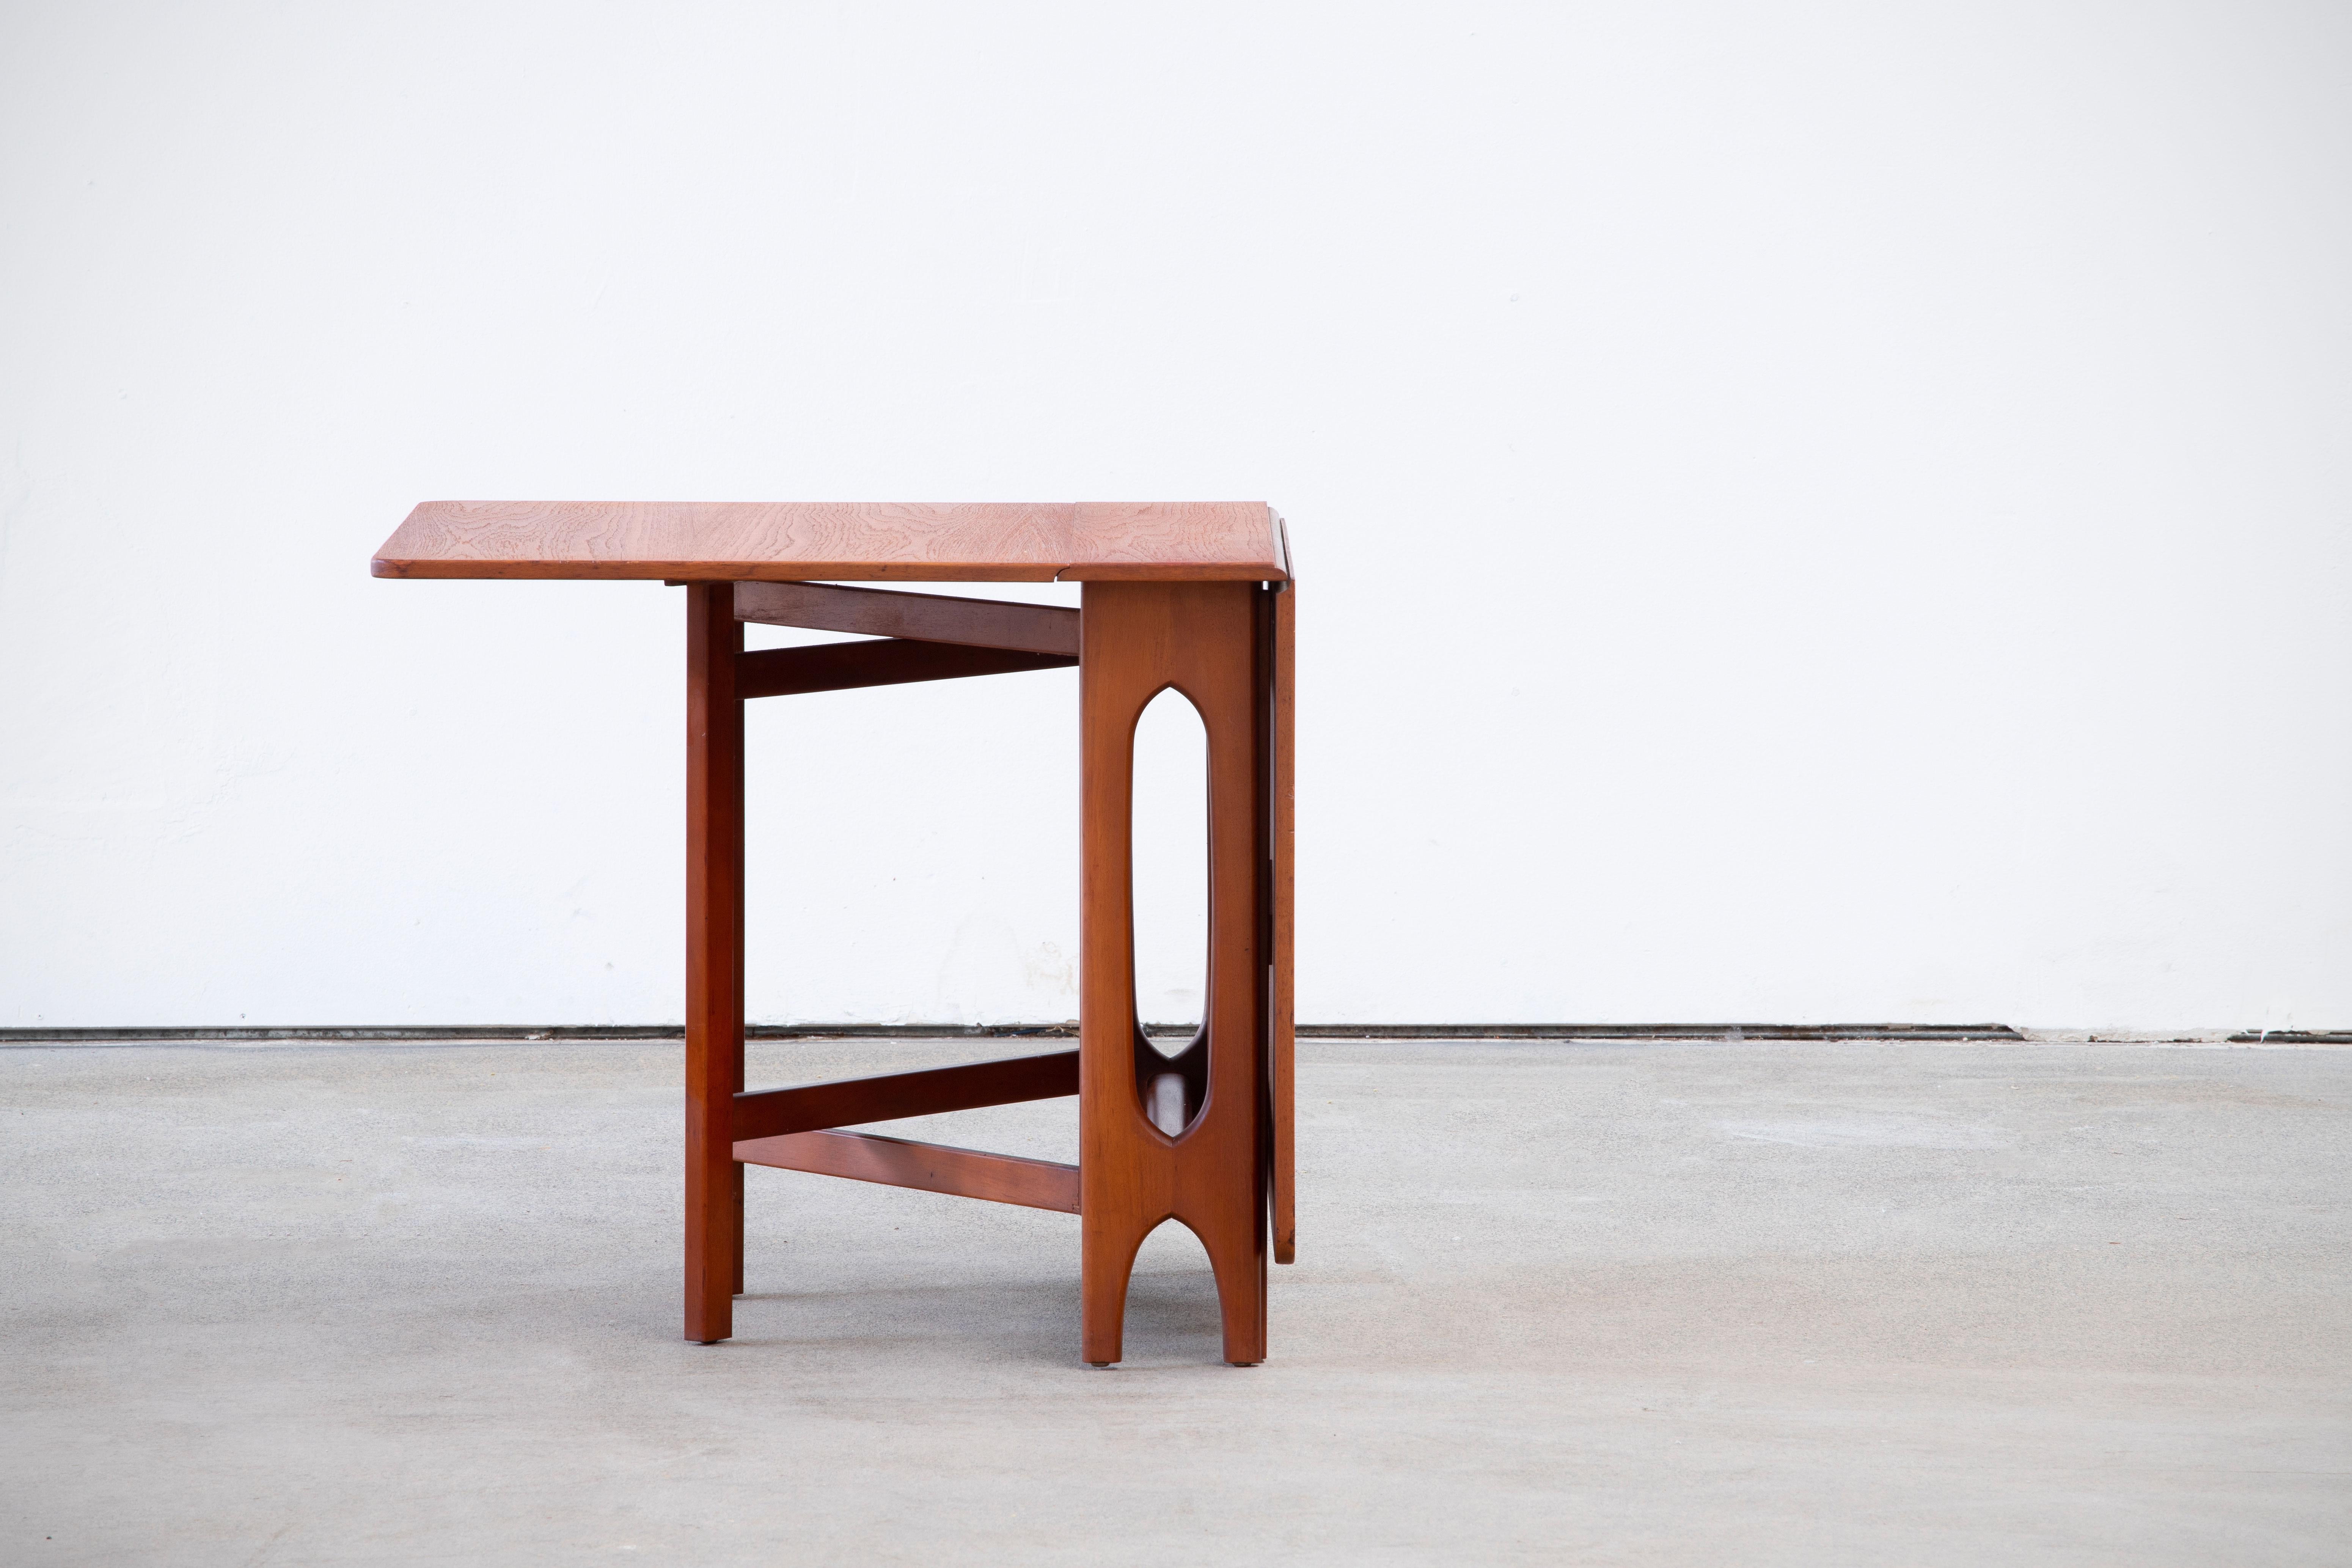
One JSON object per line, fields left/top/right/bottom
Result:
{"left": 372, "top": 501, "right": 1295, "bottom": 1365}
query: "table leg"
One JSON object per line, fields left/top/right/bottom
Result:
{"left": 685, "top": 583, "right": 745, "bottom": 1343}
{"left": 1079, "top": 581, "right": 1269, "bottom": 1367}
{"left": 1266, "top": 578, "right": 1296, "bottom": 1265}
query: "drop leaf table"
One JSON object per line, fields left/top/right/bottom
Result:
{"left": 372, "top": 502, "right": 1296, "bottom": 1365}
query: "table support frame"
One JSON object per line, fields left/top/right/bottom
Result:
{"left": 1079, "top": 580, "right": 1273, "bottom": 1365}
{"left": 680, "top": 577, "right": 1291, "bottom": 1362}
{"left": 684, "top": 583, "right": 746, "bottom": 1343}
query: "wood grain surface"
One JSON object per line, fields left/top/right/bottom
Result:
{"left": 732, "top": 1050, "right": 1079, "bottom": 1142}
{"left": 1079, "top": 580, "right": 1272, "bottom": 1367}
{"left": 735, "top": 580, "right": 1081, "bottom": 655}
{"left": 734, "top": 1130, "right": 1082, "bottom": 1214}
{"left": 1269, "top": 577, "right": 1296, "bottom": 1265}
{"left": 684, "top": 584, "right": 745, "bottom": 1343}
{"left": 734, "top": 639, "right": 1074, "bottom": 700}
{"left": 371, "top": 501, "right": 1286, "bottom": 583}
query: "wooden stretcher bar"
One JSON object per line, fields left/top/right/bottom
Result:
{"left": 734, "top": 1129, "right": 1081, "bottom": 1214}
{"left": 735, "top": 581, "right": 1079, "bottom": 656}
{"left": 732, "top": 1050, "right": 1079, "bottom": 1142}
{"left": 736, "top": 638, "right": 1073, "bottom": 699}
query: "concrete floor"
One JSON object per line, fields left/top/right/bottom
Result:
{"left": 2, "top": 1038, "right": 2347, "bottom": 1566}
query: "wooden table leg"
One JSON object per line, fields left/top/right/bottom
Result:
{"left": 1267, "top": 578, "right": 1296, "bottom": 1265}
{"left": 685, "top": 583, "right": 745, "bottom": 1343}
{"left": 1079, "top": 581, "right": 1270, "bottom": 1367}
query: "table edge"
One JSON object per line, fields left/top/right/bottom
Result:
{"left": 370, "top": 557, "right": 1289, "bottom": 583}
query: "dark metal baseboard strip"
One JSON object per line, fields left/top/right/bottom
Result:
{"left": 5, "top": 1022, "right": 2345, "bottom": 1047}
{"left": 1298, "top": 1023, "right": 2028, "bottom": 1041}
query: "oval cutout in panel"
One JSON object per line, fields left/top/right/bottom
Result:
{"left": 1130, "top": 686, "right": 1209, "bottom": 1136}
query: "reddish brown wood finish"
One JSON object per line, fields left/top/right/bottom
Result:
{"left": 685, "top": 584, "right": 745, "bottom": 1343}
{"left": 1270, "top": 573, "right": 1297, "bottom": 1264}
{"left": 732, "top": 1050, "right": 1079, "bottom": 1141}
{"left": 1080, "top": 580, "right": 1271, "bottom": 1366}
{"left": 371, "top": 501, "right": 1288, "bottom": 583}
{"left": 736, "top": 639, "right": 1073, "bottom": 701}
{"left": 377, "top": 504, "right": 1297, "bottom": 1364}
{"left": 735, "top": 1130, "right": 1081, "bottom": 1213}
{"left": 735, "top": 581, "right": 1081, "bottom": 656}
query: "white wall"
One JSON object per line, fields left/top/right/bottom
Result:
{"left": 4, "top": 1, "right": 2347, "bottom": 1031}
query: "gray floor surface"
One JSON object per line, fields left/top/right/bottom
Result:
{"left": 3, "top": 1038, "right": 2347, "bottom": 1565}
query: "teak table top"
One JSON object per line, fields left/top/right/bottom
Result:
{"left": 371, "top": 500, "right": 1290, "bottom": 583}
